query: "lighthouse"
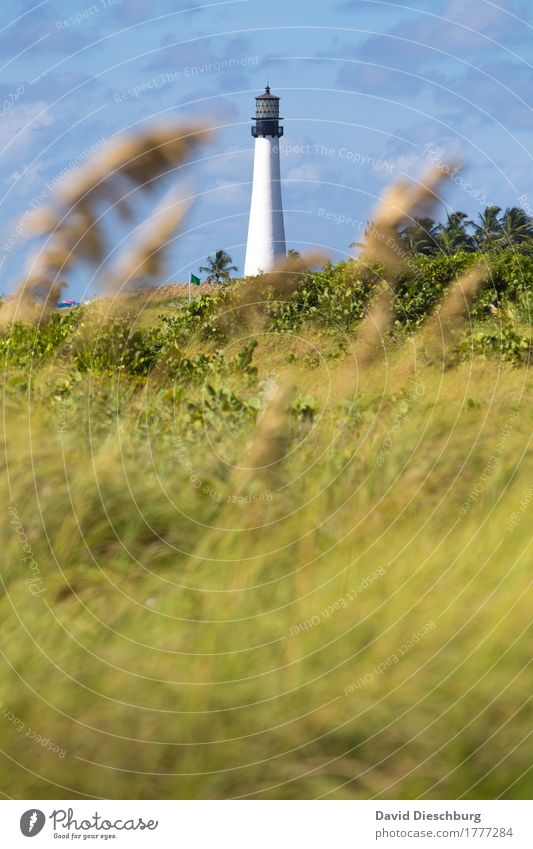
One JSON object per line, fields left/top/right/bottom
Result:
{"left": 244, "top": 86, "right": 286, "bottom": 276}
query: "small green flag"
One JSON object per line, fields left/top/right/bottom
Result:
{"left": 190, "top": 273, "right": 201, "bottom": 286}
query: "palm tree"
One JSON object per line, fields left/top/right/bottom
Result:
{"left": 285, "top": 248, "right": 302, "bottom": 268}
{"left": 399, "top": 217, "right": 440, "bottom": 255}
{"left": 500, "top": 207, "right": 533, "bottom": 247}
{"left": 473, "top": 206, "right": 503, "bottom": 250}
{"left": 199, "top": 250, "right": 238, "bottom": 285}
{"left": 436, "top": 211, "right": 474, "bottom": 254}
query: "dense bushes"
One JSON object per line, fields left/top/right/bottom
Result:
{"left": 0, "top": 311, "right": 81, "bottom": 368}
{"left": 394, "top": 253, "right": 477, "bottom": 327}
{"left": 267, "top": 260, "right": 378, "bottom": 331}
{"left": 1, "top": 249, "right": 530, "bottom": 375}
{"left": 74, "top": 315, "right": 161, "bottom": 374}
{"left": 265, "top": 250, "right": 531, "bottom": 333}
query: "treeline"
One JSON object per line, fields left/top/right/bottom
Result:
{"left": 360, "top": 206, "right": 533, "bottom": 257}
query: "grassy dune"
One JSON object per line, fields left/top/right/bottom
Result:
{"left": 1, "top": 292, "right": 531, "bottom": 799}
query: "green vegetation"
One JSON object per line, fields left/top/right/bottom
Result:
{"left": 198, "top": 249, "right": 239, "bottom": 285}
{"left": 390, "top": 204, "right": 533, "bottom": 257}
{"left": 1, "top": 252, "right": 531, "bottom": 800}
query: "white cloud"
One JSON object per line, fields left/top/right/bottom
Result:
{"left": 286, "top": 162, "right": 321, "bottom": 182}
{"left": 0, "top": 102, "right": 53, "bottom": 152}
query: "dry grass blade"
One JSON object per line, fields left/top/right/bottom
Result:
{"left": 237, "top": 382, "right": 294, "bottom": 480}
{"left": 102, "top": 187, "right": 190, "bottom": 293}
{"left": 48, "top": 122, "right": 210, "bottom": 212}
{"left": 353, "top": 284, "right": 394, "bottom": 366}
{"left": 419, "top": 263, "right": 487, "bottom": 360}
{"left": 349, "top": 161, "right": 461, "bottom": 366}
{"left": 1, "top": 121, "right": 210, "bottom": 324}
{"left": 248, "top": 251, "right": 325, "bottom": 304}
{"left": 438, "top": 263, "right": 487, "bottom": 323}
{"left": 216, "top": 252, "right": 325, "bottom": 335}
{"left": 360, "top": 162, "right": 460, "bottom": 272}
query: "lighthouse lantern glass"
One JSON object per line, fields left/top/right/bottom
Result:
{"left": 256, "top": 99, "right": 279, "bottom": 120}
{"left": 252, "top": 87, "right": 283, "bottom": 138}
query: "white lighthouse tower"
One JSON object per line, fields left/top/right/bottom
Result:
{"left": 244, "top": 85, "right": 286, "bottom": 276}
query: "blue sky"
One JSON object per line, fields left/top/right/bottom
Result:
{"left": 1, "top": 0, "right": 532, "bottom": 296}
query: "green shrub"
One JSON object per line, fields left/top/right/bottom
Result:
{"left": 464, "top": 326, "right": 531, "bottom": 365}
{"left": 0, "top": 311, "right": 80, "bottom": 368}
{"left": 74, "top": 315, "right": 160, "bottom": 374}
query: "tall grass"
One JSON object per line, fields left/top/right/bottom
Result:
{"left": 1, "top": 322, "right": 531, "bottom": 799}
{"left": 0, "top": 135, "right": 531, "bottom": 799}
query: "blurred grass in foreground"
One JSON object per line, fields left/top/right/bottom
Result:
{"left": 1, "top": 132, "right": 531, "bottom": 799}
{"left": 1, "top": 308, "right": 531, "bottom": 799}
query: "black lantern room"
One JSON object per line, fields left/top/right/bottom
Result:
{"left": 251, "top": 85, "right": 284, "bottom": 138}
